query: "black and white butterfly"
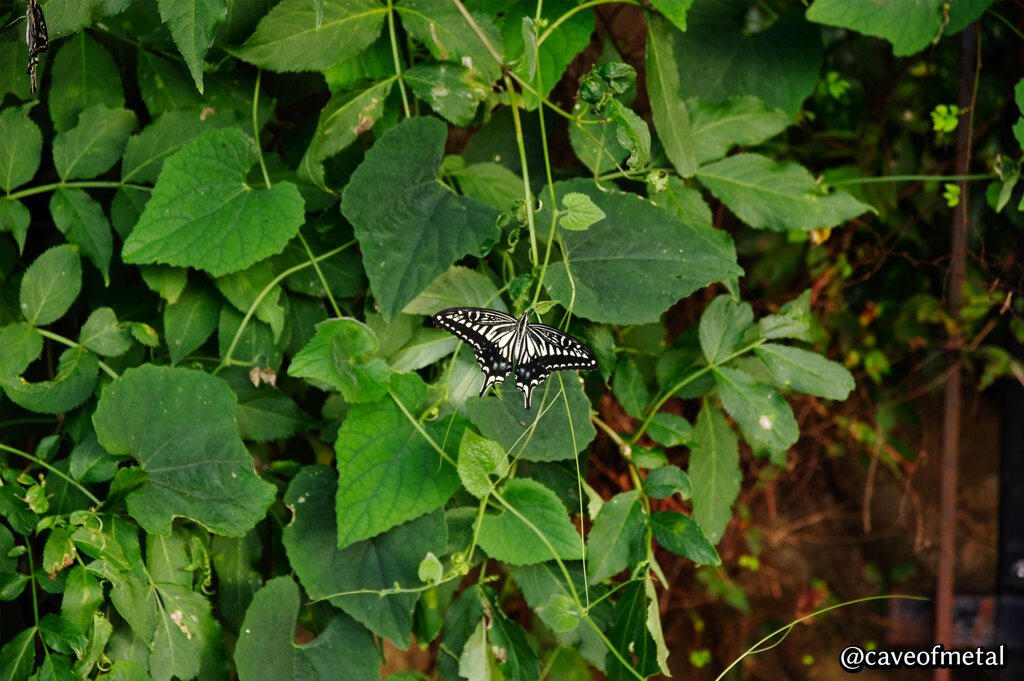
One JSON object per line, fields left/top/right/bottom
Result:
{"left": 433, "top": 307, "right": 598, "bottom": 410}
{"left": 25, "top": 0, "right": 47, "bottom": 94}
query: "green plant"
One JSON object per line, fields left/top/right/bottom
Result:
{"left": 1, "top": 0, "right": 1021, "bottom": 679}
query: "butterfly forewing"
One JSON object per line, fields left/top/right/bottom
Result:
{"left": 432, "top": 307, "right": 598, "bottom": 410}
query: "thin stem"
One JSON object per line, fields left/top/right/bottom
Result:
{"left": 503, "top": 74, "right": 540, "bottom": 267}
{"left": 35, "top": 329, "right": 118, "bottom": 379}
{"left": 6, "top": 181, "right": 152, "bottom": 201}
{"left": 386, "top": 0, "right": 411, "bottom": 118}
{"left": 988, "top": 9, "right": 1024, "bottom": 42}
{"left": 297, "top": 232, "right": 342, "bottom": 317}
{"left": 0, "top": 443, "right": 102, "bottom": 506}
{"left": 389, "top": 389, "right": 457, "bottom": 467}
{"left": 830, "top": 173, "right": 994, "bottom": 186}
{"left": 253, "top": 70, "right": 271, "bottom": 190}
{"left": 449, "top": 0, "right": 504, "bottom": 65}
{"left": 537, "top": 0, "right": 640, "bottom": 47}
{"left": 216, "top": 241, "right": 356, "bottom": 372}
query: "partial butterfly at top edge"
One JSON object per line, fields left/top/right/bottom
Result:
{"left": 432, "top": 307, "right": 598, "bottom": 411}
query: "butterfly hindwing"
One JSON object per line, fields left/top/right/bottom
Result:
{"left": 514, "top": 323, "right": 598, "bottom": 409}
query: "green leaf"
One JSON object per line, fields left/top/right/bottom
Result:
{"left": 538, "top": 594, "right": 578, "bottom": 633}
{"left": 388, "top": 328, "right": 458, "bottom": 373}
{"left": 713, "top": 366, "right": 798, "bottom": 450}
{"left": 334, "top": 373, "right": 462, "bottom": 549}
{"left": 0, "top": 347, "right": 98, "bottom": 415}
{"left": 648, "top": 0, "right": 693, "bottom": 32}
{"left": 403, "top": 266, "right": 505, "bottom": 315}
{"left": 396, "top": 0, "right": 503, "bottom": 83}
{"left": 48, "top": 32, "right": 126, "bottom": 133}
{"left": 214, "top": 261, "right": 286, "bottom": 340}
{"left": 0, "top": 198, "right": 30, "bottom": 253}
{"left": 341, "top": 117, "right": 499, "bottom": 320}
{"left": 754, "top": 343, "right": 855, "bottom": 400}
{"left": 39, "top": 614, "right": 87, "bottom": 657}
{"left": 43, "top": 528, "right": 77, "bottom": 577}
{"left": 223, "top": 371, "right": 313, "bottom": 442}
{"left": 699, "top": 295, "right": 754, "bottom": 364}
{"left": 466, "top": 372, "right": 595, "bottom": 462}
{"left": 299, "top": 78, "right": 395, "bottom": 187}
{"left": 607, "top": 99, "right": 650, "bottom": 170}
{"left": 49, "top": 189, "right": 113, "bottom": 283}
{"left": 210, "top": 532, "right": 262, "bottom": 630}
{"left": 157, "top": 0, "right": 228, "bottom": 92}
{"left": 151, "top": 606, "right": 200, "bottom": 681}
{"left": 96, "top": 661, "right": 154, "bottom": 681}
{"left": 68, "top": 434, "right": 118, "bottom": 483}
{"left": 163, "top": 283, "right": 221, "bottom": 365}
{"left": 644, "top": 576, "right": 670, "bottom": 677}
{"left": 649, "top": 511, "right": 720, "bottom": 565}
{"left": 449, "top": 162, "right": 523, "bottom": 212}
{"left": 646, "top": 13, "right": 697, "bottom": 177}
{"left": 688, "top": 402, "right": 739, "bottom": 544}
{"left": 79, "top": 307, "right": 132, "bottom": 357}
{"left": 758, "top": 289, "right": 812, "bottom": 341}
{"left": 0, "top": 627, "right": 36, "bottom": 681}
{"left": 282, "top": 465, "right": 447, "bottom": 647}
{"left": 61, "top": 566, "right": 105, "bottom": 633}
{"left": 643, "top": 465, "right": 691, "bottom": 500}
{"left": 689, "top": 95, "right": 791, "bottom": 165}
{"left": 673, "top": 2, "right": 821, "bottom": 116}
{"left": 52, "top": 105, "right": 136, "bottom": 180}
{"left": 613, "top": 358, "right": 649, "bottom": 418}
{"left": 559, "top": 192, "right": 606, "bottom": 231}
{"left": 457, "top": 430, "right": 509, "bottom": 499}
{"left": 483, "top": 590, "right": 542, "bottom": 681}
{"left": 569, "top": 107, "right": 629, "bottom": 176}
{"left": 697, "top": 153, "right": 875, "bottom": 232}
{"left": 520, "top": 16, "right": 537, "bottom": 80}
{"left": 645, "top": 412, "right": 693, "bottom": 448}
{"left": 122, "top": 128, "right": 305, "bottom": 277}
{"left": 38, "top": 0, "right": 132, "bottom": 38}
{"left": 232, "top": 0, "right": 387, "bottom": 72}
{"left": 806, "top": 0, "right": 945, "bottom": 57}
{"left": 541, "top": 179, "right": 742, "bottom": 324}
{"left": 404, "top": 64, "right": 488, "bottom": 127}
{"left": 235, "top": 576, "right": 379, "bottom": 681}
{"left": 0, "top": 105, "right": 43, "bottom": 192}
{"left": 20, "top": 245, "right": 82, "bottom": 327}
{"left": 606, "top": 581, "right": 659, "bottom": 680}
{"left": 585, "top": 491, "right": 645, "bottom": 584}
{"left": 478, "top": 478, "right": 583, "bottom": 565}
{"left": 93, "top": 365, "right": 276, "bottom": 536}
{"left": 0, "top": 323, "right": 42, "bottom": 379}
{"left": 122, "top": 108, "right": 239, "bottom": 184}
{"left": 289, "top": 318, "right": 393, "bottom": 403}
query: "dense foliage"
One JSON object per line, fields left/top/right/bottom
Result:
{"left": 1, "top": 0, "right": 1021, "bottom": 679}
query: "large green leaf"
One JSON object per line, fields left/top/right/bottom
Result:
{"left": 698, "top": 295, "right": 754, "bottom": 364}
{"left": 0, "top": 105, "right": 42, "bottom": 192}
{"left": 235, "top": 576, "right": 378, "bottom": 681}
{"left": 649, "top": 511, "right": 720, "bottom": 565}
{"left": 334, "top": 373, "right": 463, "bottom": 549}
{"left": 477, "top": 478, "right": 584, "bottom": 565}
{"left": 541, "top": 179, "right": 742, "bottom": 324}
{"left": 47, "top": 32, "right": 125, "bottom": 133}
{"left": 688, "top": 401, "right": 739, "bottom": 544}
{"left": 122, "top": 128, "right": 305, "bottom": 276}
{"left": 52, "top": 105, "right": 136, "bottom": 180}
{"left": 93, "top": 365, "right": 277, "bottom": 536}
{"left": 585, "top": 491, "right": 645, "bottom": 584}
{"left": 404, "top": 64, "right": 488, "bottom": 127}
{"left": 713, "top": 366, "right": 798, "bottom": 451}
{"left": 672, "top": 0, "right": 821, "bottom": 116}
{"left": 0, "top": 323, "right": 42, "bottom": 379}
{"left": 806, "top": 0, "right": 945, "bottom": 57}
{"left": 157, "top": 0, "right": 228, "bottom": 92}
{"left": 289, "top": 318, "right": 393, "bottom": 403}
{"left": 465, "top": 371, "right": 594, "bottom": 462}
{"left": 121, "top": 108, "right": 239, "bottom": 184}
{"left": 689, "top": 95, "right": 791, "bottom": 165}
{"left": 232, "top": 0, "right": 387, "bottom": 72}
{"left": 396, "top": 0, "right": 503, "bottom": 83}
{"left": 696, "top": 153, "right": 874, "bottom": 232}
{"left": 403, "top": 265, "right": 506, "bottom": 315}
{"left": 753, "top": 343, "right": 855, "bottom": 400}
{"left": 341, "top": 116, "right": 499, "bottom": 320}
{"left": 646, "top": 13, "right": 696, "bottom": 178}
{"left": 37, "top": 0, "right": 132, "bottom": 38}
{"left": 282, "top": 465, "right": 446, "bottom": 648}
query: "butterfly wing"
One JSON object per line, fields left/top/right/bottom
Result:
{"left": 432, "top": 308, "right": 519, "bottom": 396}
{"left": 514, "top": 322, "right": 598, "bottom": 410}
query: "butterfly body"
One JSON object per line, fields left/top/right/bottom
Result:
{"left": 432, "top": 307, "right": 598, "bottom": 410}
{"left": 25, "top": 0, "right": 47, "bottom": 94}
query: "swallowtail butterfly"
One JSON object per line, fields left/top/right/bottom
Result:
{"left": 432, "top": 307, "right": 598, "bottom": 410}
{"left": 25, "top": 0, "right": 47, "bottom": 94}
